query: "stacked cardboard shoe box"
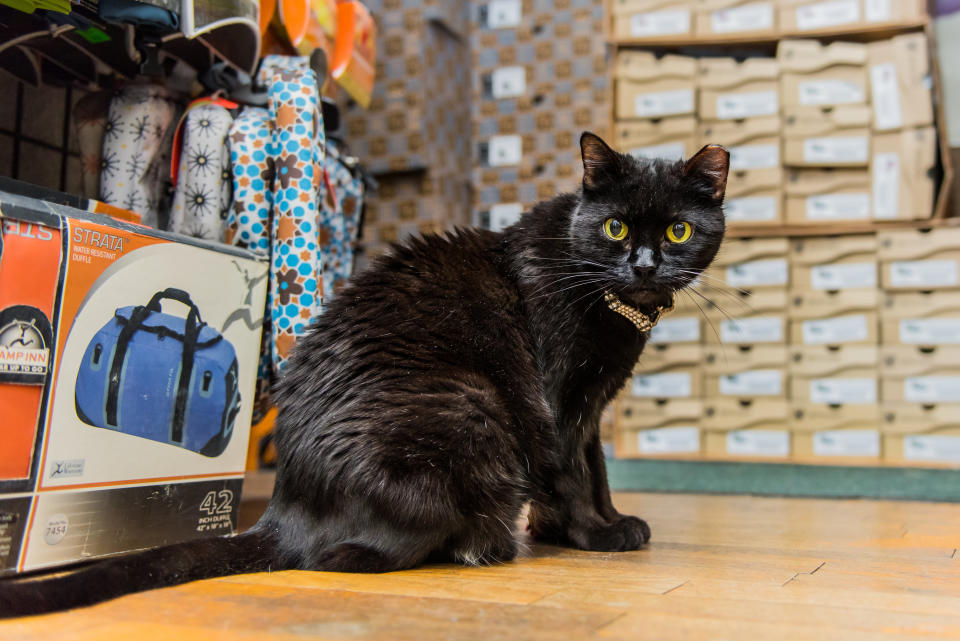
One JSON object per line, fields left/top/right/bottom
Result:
{"left": 778, "top": 40, "right": 874, "bottom": 224}
{"left": 788, "top": 234, "right": 881, "bottom": 461}
{"left": 779, "top": 0, "right": 925, "bottom": 34}
{"left": 615, "top": 295, "right": 705, "bottom": 458}
{"left": 469, "top": 0, "right": 610, "bottom": 228}
{"left": 611, "top": 0, "right": 695, "bottom": 42}
{"left": 698, "top": 57, "right": 782, "bottom": 226}
{"left": 614, "top": 51, "right": 697, "bottom": 144}
{"left": 867, "top": 33, "right": 937, "bottom": 221}
{"left": 700, "top": 237, "right": 791, "bottom": 458}
{"left": 879, "top": 228, "right": 960, "bottom": 465}
{"left": 693, "top": 0, "right": 778, "bottom": 39}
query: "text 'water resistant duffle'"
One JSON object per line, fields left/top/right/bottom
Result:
{"left": 75, "top": 288, "right": 241, "bottom": 456}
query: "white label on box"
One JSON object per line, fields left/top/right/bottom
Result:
{"left": 725, "top": 196, "right": 779, "bottom": 222}
{"left": 711, "top": 3, "right": 774, "bottom": 33}
{"left": 795, "top": 0, "right": 860, "bottom": 30}
{"left": 813, "top": 430, "right": 880, "bottom": 456}
{"left": 809, "top": 377, "right": 877, "bottom": 404}
{"left": 721, "top": 317, "right": 784, "bottom": 343}
{"left": 649, "top": 316, "right": 700, "bottom": 343}
{"left": 634, "top": 89, "right": 694, "bottom": 118}
{"left": 719, "top": 370, "right": 783, "bottom": 396}
{"left": 488, "top": 203, "right": 524, "bottom": 232}
{"left": 899, "top": 319, "right": 960, "bottom": 344}
{"left": 725, "top": 258, "right": 788, "bottom": 287}
{"left": 629, "top": 142, "right": 686, "bottom": 161}
{"left": 870, "top": 63, "right": 903, "bottom": 131}
{"left": 730, "top": 144, "right": 779, "bottom": 171}
{"left": 488, "top": 135, "right": 522, "bottom": 167}
{"left": 872, "top": 152, "right": 901, "bottom": 219}
{"left": 805, "top": 194, "right": 871, "bottom": 220}
{"left": 798, "top": 81, "right": 865, "bottom": 106}
{"left": 638, "top": 426, "right": 700, "bottom": 454}
{"left": 802, "top": 136, "right": 869, "bottom": 164}
{"left": 904, "top": 376, "right": 960, "bottom": 403}
{"left": 632, "top": 372, "right": 692, "bottom": 398}
{"left": 629, "top": 9, "right": 691, "bottom": 36}
{"left": 864, "top": 0, "right": 891, "bottom": 22}
{"left": 726, "top": 430, "right": 790, "bottom": 457}
{"left": 485, "top": 0, "right": 522, "bottom": 28}
{"left": 888, "top": 260, "right": 960, "bottom": 288}
{"left": 716, "top": 91, "right": 779, "bottom": 120}
{"left": 491, "top": 66, "right": 526, "bottom": 99}
{"left": 802, "top": 315, "right": 870, "bottom": 344}
{"left": 904, "top": 435, "right": 960, "bottom": 463}
{"left": 810, "top": 262, "right": 877, "bottom": 290}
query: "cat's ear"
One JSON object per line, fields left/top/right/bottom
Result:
{"left": 682, "top": 145, "right": 730, "bottom": 201}
{"left": 580, "top": 132, "right": 621, "bottom": 190}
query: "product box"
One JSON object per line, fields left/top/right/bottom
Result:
{"left": 615, "top": 51, "right": 697, "bottom": 120}
{"left": 693, "top": 0, "right": 778, "bottom": 38}
{"left": 881, "top": 344, "right": 960, "bottom": 403}
{"left": 702, "top": 114, "right": 782, "bottom": 226}
{"left": 630, "top": 366, "right": 703, "bottom": 399}
{"left": 779, "top": 0, "right": 925, "bottom": 34}
{"left": 703, "top": 344, "right": 788, "bottom": 399}
{"left": 615, "top": 117, "right": 699, "bottom": 162}
{"left": 611, "top": 0, "right": 694, "bottom": 41}
{"left": 789, "top": 233, "right": 878, "bottom": 291}
{"left": 702, "top": 398, "right": 791, "bottom": 459}
{"left": 872, "top": 127, "right": 937, "bottom": 221}
{"left": 703, "top": 291, "right": 789, "bottom": 345}
{"left": 788, "top": 289, "right": 880, "bottom": 323}
{"left": 722, "top": 169, "right": 784, "bottom": 226}
{"left": 879, "top": 291, "right": 960, "bottom": 346}
{"left": 0, "top": 188, "right": 267, "bottom": 574}
{"left": 614, "top": 397, "right": 702, "bottom": 458}
{"left": 778, "top": 40, "right": 868, "bottom": 108}
{"left": 878, "top": 228, "right": 960, "bottom": 291}
{"left": 782, "top": 105, "right": 871, "bottom": 167}
{"left": 784, "top": 168, "right": 872, "bottom": 224}
{"left": 790, "top": 404, "right": 882, "bottom": 460}
{"left": 867, "top": 32, "right": 933, "bottom": 131}
{"left": 788, "top": 345, "right": 879, "bottom": 404}
{"left": 711, "top": 236, "right": 789, "bottom": 267}
{"left": 697, "top": 57, "right": 779, "bottom": 121}
{"left": 648, "top": 314, "right": 703, "bottom": 344}
{"left": 790, "top": 312, "right": 878, "bottom": 345}
{"left": 635, "top": 342, "right": 703, "bottom": 374}
{"left": 881, "top": 404, "right": 960, "bottom": 465}
{"left": 705, "top": 257, "right": 790, "bottom": 291}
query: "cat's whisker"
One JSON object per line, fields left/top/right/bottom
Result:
{"left": 686, "top": 287, "right": 737, "bottom": 323}
{"left": 681, "top": 289, "right": 724, "bottom": 350}
{"left": 529, "top": 277, "right": 612, "bottom": 302}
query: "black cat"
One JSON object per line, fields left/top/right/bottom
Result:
{"left": 0, "top": 132, "right": 728, "bottom": 616}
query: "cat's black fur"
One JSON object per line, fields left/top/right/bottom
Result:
{"left": 0, "top": 133, "right": 728, "bottom": 617}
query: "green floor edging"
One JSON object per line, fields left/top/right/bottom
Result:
{"left": 607, "top": 459, "right": 960, "bottom": 502}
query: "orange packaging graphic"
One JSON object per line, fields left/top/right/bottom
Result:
{"left": 0, "top": 218, "right": 62, "bottom": 481}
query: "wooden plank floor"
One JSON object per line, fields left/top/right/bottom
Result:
{"left": 4, "top": 492, "right": 960, "bottom": 640}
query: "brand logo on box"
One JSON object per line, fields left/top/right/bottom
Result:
{"left": 49, "top": 459, "right": 85, "bottom": 479}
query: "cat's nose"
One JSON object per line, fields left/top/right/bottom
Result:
{"left": 632, "top": 264, "right": 656, "bottom": 277}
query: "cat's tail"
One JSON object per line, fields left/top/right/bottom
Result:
{"left": 0, "top": 527, "right": 279, "bottom": 618}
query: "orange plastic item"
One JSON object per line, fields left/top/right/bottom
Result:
{"left": 277, "top": 0, "right": 309, "bottom": 46}
{"left": 0, "top": 219, "right": 62, "bottom": 480}
{"left": 258, "top": 0, "right": 276, "bottom": 36}
{"left": 331, "top": 0, "right": 376, "bottom": 108}
{"left": 246, "top": 406, "right": 278, "bottom": 470}
{"left": 295, "top": 0, "right": 337, "bottom": 61}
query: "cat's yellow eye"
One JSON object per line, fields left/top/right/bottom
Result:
{"left": 666, "top": 221, "right": 693, "bottom": 244}
{"left": 604, "top": 218, "right": 628, "bottom": 241}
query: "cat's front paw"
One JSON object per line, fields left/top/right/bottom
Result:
{"left": 577, "top": 516, "right": 651, "bottom": 551}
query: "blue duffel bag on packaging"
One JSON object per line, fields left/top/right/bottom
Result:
{"left": 75, "top": 288, "right": 241, "bottom": 457}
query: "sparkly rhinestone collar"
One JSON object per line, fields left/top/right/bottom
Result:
{"left": 603, "top": 291, "right": 672, "bottom": 333}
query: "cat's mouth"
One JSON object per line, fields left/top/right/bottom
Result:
{"left": 620, "top": 285, "right": 673, "bottom": 309}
